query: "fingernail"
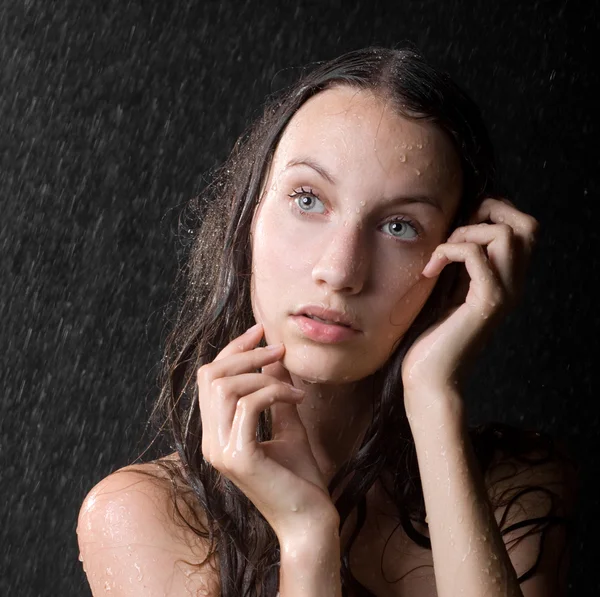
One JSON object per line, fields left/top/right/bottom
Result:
{"left": 247, "top": 322, "right": 262, "bottom": 333}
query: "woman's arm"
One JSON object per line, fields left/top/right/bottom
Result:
{"left": 277, "top": 514, "right": 342, "bottom": 597}
{"left": 405, "top": 387, "right": 576, "bottom": 597}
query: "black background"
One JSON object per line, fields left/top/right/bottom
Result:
{"left": 1, "top": 0, "right": 597, "bottom": 595}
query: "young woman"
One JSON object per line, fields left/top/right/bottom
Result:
{"left": 77, "top": 47, "right": 578, "bottom": 597}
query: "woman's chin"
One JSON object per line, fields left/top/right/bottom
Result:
{"left": 283, "top": 355, "right": 370, "bottom": 385}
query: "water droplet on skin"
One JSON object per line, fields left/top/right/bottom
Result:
{"left": 417, "top": 143, "right": 423, "bottom": 149}
{"left": 360, "top": 200, "right": 366, "bottom": 206}
{"left": 458, "top": 515, "right": 464, "bottom": 523}
{"left": 415, "top": 168, "right": 421, "bottom": 176}
{"left": 104, "top": 581, "right": 112, "bottom": 592}
{"left": 78, "top": 552, "right": 83, "bottom": 562}
{"left": 355, "top": 207, "right": 360, "bottom": 213}
{"left": 231, "top": 451, "right": 238, "bottom": 458}
{"left": 399, "top": 154, "right": 406, "bottom": 162}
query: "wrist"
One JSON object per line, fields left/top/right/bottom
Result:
{"left": 403, "top": 384, "right": 467, "bottom": 428}
{"left": 278, "top": 522, "right": 342, "bottom": 597}
{"left": 277, "top": 512, "right": 340, "bottom": 552}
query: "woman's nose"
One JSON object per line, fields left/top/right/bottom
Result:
{"left": 311, "top": 220, "right": 370, "bottom": 293}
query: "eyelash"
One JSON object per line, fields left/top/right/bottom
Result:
{"left": 287, "top": 187, "right": 422, "bottom": 241}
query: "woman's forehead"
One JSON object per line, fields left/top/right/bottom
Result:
{"left": 271, "top": 86, "right": 462, "bottom": 196}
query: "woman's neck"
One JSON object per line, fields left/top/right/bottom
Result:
{"left": 289, "top": 374, "right": 376, "bottom": 486}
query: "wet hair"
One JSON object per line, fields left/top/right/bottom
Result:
{"left": 140, "top": 46, "right": 578, "bottom": 596}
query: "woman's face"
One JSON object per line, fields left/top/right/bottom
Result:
{"left": 250, "top": 86, "right": 462, "bottom": 383}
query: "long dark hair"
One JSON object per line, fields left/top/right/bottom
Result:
{"left": 141, "top": 46, "right": 577, "bottom": 596}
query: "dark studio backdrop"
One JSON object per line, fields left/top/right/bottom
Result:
{"left": 1, "top": 0, "right": 597, "bottom": 595}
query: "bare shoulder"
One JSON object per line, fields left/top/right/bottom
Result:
{"left": 77, "top": 455, "right": 220, "bottom": 596}
{"left": 481, "top": 427, "right": 579, "bottom": 593}
{"left": 483, "top": 429, "right": 579, "bottom": 513}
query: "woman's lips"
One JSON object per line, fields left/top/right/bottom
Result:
{"left": 289, "top": 315, "right": 360, "bottom": 343}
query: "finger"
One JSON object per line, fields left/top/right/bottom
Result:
{"left": 261, "top": 359, "right": 294, "bottom": 386}
{"left": 470, "top": 198, "right": 539, "bottom": 257}
{"left": 208, "top": 372, "right": 298, "bottom": 448}
{"left": 446, "top": 223, "right": 515, "bottom": 293}
{"left": 202, "top": 322, "right": 274, "bottom": 434}
{"left": 213, "top": 322, "right": 265, "bottom": 362}
{"left": 206, "top": 342, "right": 285, "bottom": 382}
{"left": 198, "top": 327, "right": 282, "bottom": 455}
{"left": 230, "top": 385, "right": 305, "bottom": 451}
{"left": 422, "top": 242, "right": 503, "bottom": 313}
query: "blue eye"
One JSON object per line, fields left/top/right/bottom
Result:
{"left": 288, "top": 187, "right": 325, "bottom": 214}
{"left": 382, "top": 218, "right": 420, "bottom": 240}
{"left": 288, "top": 187, "right": 421, "bottom": 241}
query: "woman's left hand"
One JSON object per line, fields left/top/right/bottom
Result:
{"left": 401, "top": 197, "right": 539, "bottom": 412}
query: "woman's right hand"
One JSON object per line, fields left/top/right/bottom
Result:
{"left": 197, "top": 322, "right": 339, "bottom": 540}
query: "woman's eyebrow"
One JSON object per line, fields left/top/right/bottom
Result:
{"left": 284, "top": 157, "right": 337, "bottom": 185}
{"left": 284, "top": 157, "right": 444, "bottom": 213}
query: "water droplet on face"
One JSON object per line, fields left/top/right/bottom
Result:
{"left": 399, "top": 154, "right": 406, "bottom": 162}
{"left": 134, "top": 562, "right": 143, "bottom": 581}
{"left": 355, "top": 207, "right": 360, "bottom": 213}
{"left": 360, "top": 200, "right": 366, "bottom": 206}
